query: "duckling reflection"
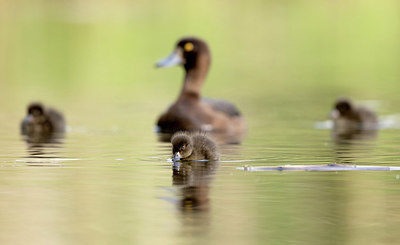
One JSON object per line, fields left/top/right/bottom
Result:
{"left": 172, "top": 160, "right": 218, "bottom": 212}
{"left": 155, "top": 37, "right": 246, "bottom": 144}
{"left": 24, "top": 136, "right": 64, "bottom": 158}
{"left": 333, "top": 136, "right": 377, "bottom": 165}
{"left": 331, "top": 98, "right": 378, "bottom": 142}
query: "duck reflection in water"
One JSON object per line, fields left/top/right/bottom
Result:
{"left": 155, "top": 37, "right": 246, "bottom": 144}
{"left": 21, "top": 102, "right": 66, "bottom": 157}
{"left": 172, "top": 160, "right": 218, "bottom": 212}
{"left": 330, "top": 98, "right": 378, "bottom": 143}
{"left": 330, "top": 98, "right": 378, "bottom": 164}
{"left": 171, "top": 132, "right": 219, "bottom": 212}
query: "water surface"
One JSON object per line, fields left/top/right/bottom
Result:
{"left": 1, "top": 1, "right": 400, "bottom": 244}
{"left": 1, "top": 99, "right": 400, "bottom": 245}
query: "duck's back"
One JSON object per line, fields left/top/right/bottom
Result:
{"left": 202, "top": 98, "right": 242, "bottom": 117}
{"left": 158, "top": 97, "right": 243, "bottom": 130}
{"left": 357, "top": 106, "right": 377, "bottom": 123}
{"left": 192, "top": 134, "right": 219, "bottom": 160}
{"left": 46, "top": 108, "right": 66, "bottom": 132}
{"left": 357, "top": 106, "right": 378, "bottom": 130}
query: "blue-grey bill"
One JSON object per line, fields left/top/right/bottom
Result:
{"left": 23, "top": 115, "right": 33, "bottom": 124}
{"left": 173, "top": 152, "right": 181, "bottom": 161}
{"left": 155, "top": 51, "right": 183, "bottom": 68}
{"left": 330, "top": 109, "right": 339, "bottom": 119}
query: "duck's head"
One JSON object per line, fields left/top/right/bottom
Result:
{"left": 156, "top": 37, "right": 211, "bottom": 72}
{"left": 331, "top": 98, "right": 354, "bottom": 119}
{"left": 28, "top": 103, "right": 44, "bottom": 116}
{"left": 26, "top": 103, "right": 47, "bottom": 123}
{"left": 171, "top": 132, "right": 193, "bottom": 161}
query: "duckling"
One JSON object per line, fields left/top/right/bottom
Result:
{"left": 21, "top": 102, "right": 66, "bottom": 136}
{"left": 331, "top": 98, "right": 378, "bottom": 134}
{"left": 156, "top": 37, "right": 246, "bottom": 144}
{"left": 171, "top": 132, "right": 219, "bottom": 161}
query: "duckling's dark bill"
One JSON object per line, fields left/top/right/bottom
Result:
{"left": 155, "top": 50, "right": 183, "bottom": 68}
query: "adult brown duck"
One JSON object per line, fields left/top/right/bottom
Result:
{"left": 155, "top": 37, "right": 246, "bottom": 144}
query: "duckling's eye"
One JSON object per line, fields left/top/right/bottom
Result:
{"left": 181, "top": 145, "right": 186, "bottom": 151}
{"left": 184, "top": 42, "right": 194, "bottom": 52}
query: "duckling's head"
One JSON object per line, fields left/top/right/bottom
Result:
{"left": 156, "top": 37, "right": 210, "bottom": 72}
{"left": 28, "top": 103, "right": 45, "bottom": 116}
{"left": 171, "top": 132, "right": 193, "bottom": 161}
{"left": 26, "top": 103, "right": 48, "bottom": 124}
{"left": 331, "top": 98, "right": 354, "bottom": 119}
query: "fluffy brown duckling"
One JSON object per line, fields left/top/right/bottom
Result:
{"left": 171, "top": 132, "right": 219, "bottom": 161}
{"left": 21, "top": 102, "right": 66, "bottom": 136}
{"left": 331, "top": 98, "right": 378, "bottom": 134}
{"left": 156, "top": 37, "right": 246, "bottom": 144}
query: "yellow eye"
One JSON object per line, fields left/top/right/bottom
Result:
{"left": 184, "top": 42, "right": 194, "bottom": 52}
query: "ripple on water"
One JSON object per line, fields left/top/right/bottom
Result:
{"left": 237, "top": 164, "right": 400, "bottom": 172}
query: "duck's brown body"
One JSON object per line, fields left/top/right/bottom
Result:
{"left": 21, "top": 102, "right": 65, "bottom": 136}
{"left": 156, "top": 37, "right": 246, "bottom": 144}
{"left": 331, "top": 98, "right": 378, "bottom": 137}
{"left": 171, "top": 131, "right": 219, "bottom": 161}
{"left": 158, "top": 95, "right": 245, "bottom": 134}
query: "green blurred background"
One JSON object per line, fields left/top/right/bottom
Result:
{"left": 1, "top": 2, "right": 400, "bottom": 245}
{"left": 1, "top": 0, "right": 399, "bottom": 118}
